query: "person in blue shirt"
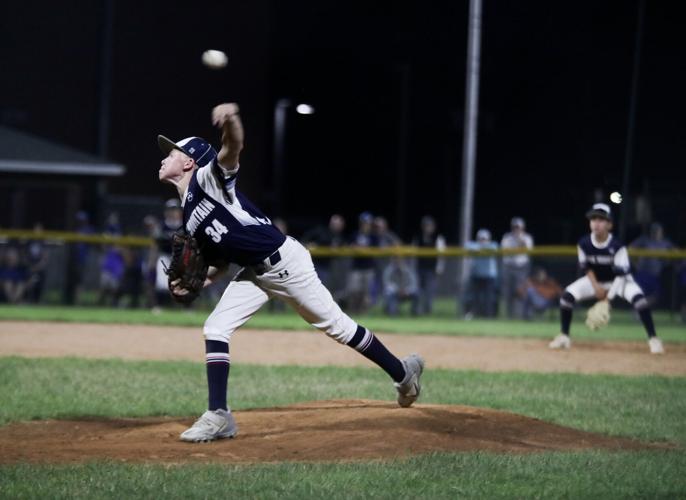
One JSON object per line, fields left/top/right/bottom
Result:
{"left": 463, "top": 229, "right": 499, "bottom": 318}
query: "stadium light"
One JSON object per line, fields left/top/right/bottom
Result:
{"left": 296, "top": 104, "right": 315, "bottom": 115}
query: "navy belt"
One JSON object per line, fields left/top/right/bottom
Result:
{"left": 252, "top": 250, "right": 281, "bottom": 275}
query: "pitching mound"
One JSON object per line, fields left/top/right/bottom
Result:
{"left": 0, "top": 400, "right": 655, "bottom": 464}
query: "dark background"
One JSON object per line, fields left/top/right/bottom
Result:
{"left": 1, "top": 1, "right": 684, "bottom": 244}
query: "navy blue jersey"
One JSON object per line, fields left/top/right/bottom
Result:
{"left": 182, "top": 161, "right": 285, "bottom": 267}
{"left": 577, "top": 233, "right": 630, "bottom": 283}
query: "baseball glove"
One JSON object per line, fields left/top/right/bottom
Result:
{"left": 585, "top": 299, "right": 611, "bottom": 331}
{"left": 166, "top": 229, "right": 208, "bottom": 304}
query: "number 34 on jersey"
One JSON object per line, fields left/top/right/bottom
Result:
{"left": 205, "top": 219, "right": 229, "bottom": 243}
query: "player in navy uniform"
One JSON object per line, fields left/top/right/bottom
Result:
{"left": 157, "top": 103, "right": 424, "bottom": 442}
{"left": 549, "top": 203, "right": 664, "bottom": 354}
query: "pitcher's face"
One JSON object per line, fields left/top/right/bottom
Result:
{"left": 159, "top": 149, "right": 192, "bottom": 183}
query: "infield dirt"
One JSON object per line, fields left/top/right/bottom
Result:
{"left": 1, "top": 321, "right": 684, "bottom": 376}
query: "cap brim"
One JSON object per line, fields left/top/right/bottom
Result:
{"left": 157, "top": 135, "right": 186, "bottom": 156}
{"left": 586, "top": 210, "right": 612, "bottom": 221}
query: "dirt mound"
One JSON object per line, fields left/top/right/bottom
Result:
{"left": 0, "top": 400, "right": 654, "bottom": 464}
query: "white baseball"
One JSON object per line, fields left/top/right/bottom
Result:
{"left": 201, "top": 50, "right": 228, "bottom": 69}
{"left": 610, "top": 192, "right": 623, "bottom": 204}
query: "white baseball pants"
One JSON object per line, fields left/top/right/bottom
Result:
{"left": 565, "top": 274, "right": 644, "bottom": 303}
{"left": 203, "top": 237, "right": 358, "bottom": 344}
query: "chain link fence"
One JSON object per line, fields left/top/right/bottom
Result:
{"left": 1, "top": 230, "right": 685, "bottom": 323}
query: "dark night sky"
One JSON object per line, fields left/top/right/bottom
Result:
{"left": 1, "top": 1, "right": 685, "bottom": 244}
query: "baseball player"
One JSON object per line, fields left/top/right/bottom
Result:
{"left": 157, "top": 103, "right": 424, "bottom": 442}
{"left": 549, "top": 203, "right": 665, "bottom": 354}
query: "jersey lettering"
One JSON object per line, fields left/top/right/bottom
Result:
{"left": 187, "top": 199, "right": 216, "bottom": 236}
{"left": 205, "top": 219, "right": 229, "bottom": 243}
{"left": 185, "top": 167, "right": 286, "bottom": 266}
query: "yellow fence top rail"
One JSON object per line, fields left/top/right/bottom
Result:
{"left": 1, "top": 229, "right": 685, "bottom": 259}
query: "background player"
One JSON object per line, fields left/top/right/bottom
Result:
{"left": 549, "top": 203, "right": 665, "bottom": 354}
{"left": 157, "top": 102, "right": 424, "bottom": 442}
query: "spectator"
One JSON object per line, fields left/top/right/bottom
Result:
{"left": 373, "top": 216, "right": 401, "bottom": 247}
{"left": 372, "top": 215, "right": 401, "bottom": 306}
{"left": 63, "top": 210, "right": 95, "bottom": 305}
{"left": 463, "top": 229, "right": 499, "bottom": 318}
{"left": 347, "top": 211, "right": 377, "bottom": 313}
{"left": 500, "top": 216, "right": 534, "bottom": 318}
{"left": 153, "top": 199, "right": 184, "bottom": 310}
{"left": 141, "top": 214, "right": 161, "bottom": 308}
{"left": 98, "top": 212, "right": 125, "bottom": 306}
{"left": 518, "top": 267, "right": 563, "bottom": 320}
{"left": 103, "top": 211, "right": 122, "bottom": 235}
{"left": 412, "top": 215, "right": 446, "bottom": 315}
{"left": 1, "top": 246, "right": 29, "bottom": 304}
{"left": 117, "top": 246, "right": 144, "bottom": 308}
{"left": 302, "top": 214, "right": 349, "bottom": 303}
{"left": 630, "top": 222, "right": 674, "bottom": 307}
{"left": 382, "top": 257, "right": 420, "bottom": 316}
{"left": 678, "top": 260, "right": 686, "bottom": 324}
{"left": 25, "top": 223, "right": 49, "bottom": 303}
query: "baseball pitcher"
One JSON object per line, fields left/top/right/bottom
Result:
{"left": 157, "top": 102, "right": 424, "bottom": 442}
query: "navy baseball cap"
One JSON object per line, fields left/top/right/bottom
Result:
{"left": 586, "top": 203, "right": 612, "bottom": 221}
{"left": 158, "top": 135, "right": 217, "bottom": 168}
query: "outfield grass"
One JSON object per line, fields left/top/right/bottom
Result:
{"left": 1, "top": 304, "right": 684, "bottom": 342}
{"left": 1, "top": 357, "right": 684, "bottom": 444}
{"left": 2, "top": 451, "right": 685, "bottom": 499}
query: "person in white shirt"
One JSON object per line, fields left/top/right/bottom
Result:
{"left": 500, "top": 217, "right": 534, "bottom": 318}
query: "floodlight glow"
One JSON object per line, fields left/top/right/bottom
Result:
{"left": 610, "top": 192, "right": 623, "bottom": 204}
{"left": 296, "top": 104, "right": 315, "bottom": 115}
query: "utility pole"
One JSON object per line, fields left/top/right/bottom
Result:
{"left": 458, "top": 0, "right": 483, "bottom": 293}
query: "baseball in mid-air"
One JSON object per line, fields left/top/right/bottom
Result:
{"left": 201, "top": 50, "right": 228, "bottom": 69}
{"left": 610, "top": 191, "right": 623, "bottom": 204}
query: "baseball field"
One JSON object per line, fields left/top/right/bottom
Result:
{"left": 1, "top": 304, "right": 685, "bottom": 498}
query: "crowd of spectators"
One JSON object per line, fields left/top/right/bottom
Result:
{"left": 1, "top": 206, "right": 684, "bottom": 323}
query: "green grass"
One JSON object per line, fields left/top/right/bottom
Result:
{"left": 2, "top": 451, "right": 686, "bottom": 499}
{"left": 1, "top": 303, "right": 685, "bottom": 342}
{"left": 1, "top": 357, "right": 684, "bottom": 444}
{"left": 1, "top": 357, "right": 685, "bottom": 498}
{"left": 1, "top": 295, "right": 684, "bottom": 498}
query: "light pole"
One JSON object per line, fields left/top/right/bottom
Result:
{"left": 458, "top": 0, "right": 483, "bottom": 298}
